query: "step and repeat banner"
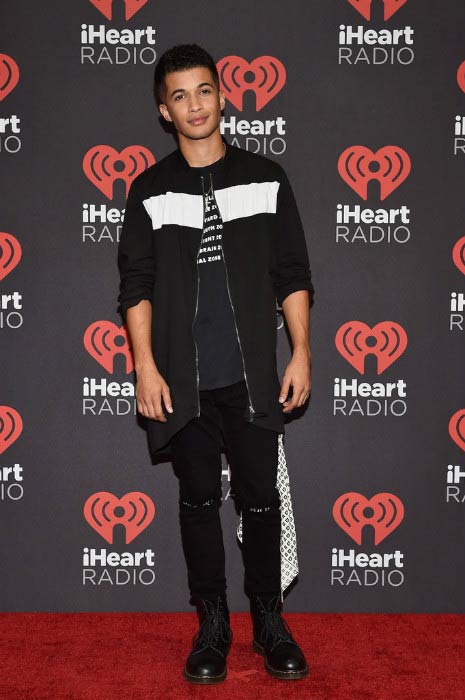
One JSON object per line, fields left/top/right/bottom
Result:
{"left": 1, "top": 0, "right": 464, "bottom": 612}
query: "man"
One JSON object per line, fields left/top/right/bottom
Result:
{"left": 117, "top": 44, "right": 314, "bottom": 684}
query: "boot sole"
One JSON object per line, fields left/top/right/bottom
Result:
{"left": 252, "top": 639, "right": 309, "bottom": 680}
{"left": 183, "top": 666, "right": 227, "bottom": 684}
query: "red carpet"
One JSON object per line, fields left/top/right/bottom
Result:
{"left": 0, "top": 613, "right": 464, "bottom": 699}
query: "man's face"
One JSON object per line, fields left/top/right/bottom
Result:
{"left": 159, "top": 66, "right": 225, "bottom": 141}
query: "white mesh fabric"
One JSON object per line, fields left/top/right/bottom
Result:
{"left": 236, "top": 432, "right": 299, "bottom": 601}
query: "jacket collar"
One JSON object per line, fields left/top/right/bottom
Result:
{"left": 173, "top": 135, "right": 231, "bottom": 173}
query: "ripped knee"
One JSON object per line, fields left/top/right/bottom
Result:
{"left": 179, "top": 495, "right": 221, "bottom": 510}
{"left": 242, "top": 493, "right": 281, "bottom": 513}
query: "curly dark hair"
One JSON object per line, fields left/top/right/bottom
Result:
{"left": 153, "top": 43, "right": 220, "bottom": 106}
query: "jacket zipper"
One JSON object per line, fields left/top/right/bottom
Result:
{"left": 191, "top": 178, "right": 206, "bottom": 418}
{"left": 223, "top": 253, "right": 255, "bottom": 422}
{"left": 208, "top": 172, "right": 255, "bottom": 422}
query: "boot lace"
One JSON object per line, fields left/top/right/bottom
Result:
{"left": 192, "top": 598, "right": 232, "bottom": 656}
{"left": 256, "top": 597, "right": 298, "bottom": 651}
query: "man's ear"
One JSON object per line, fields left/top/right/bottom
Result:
{"left": 159, "top": 104, "right": 172, "bottom": 122}
{"left": 219, "top": 89, "right": 226, "bottom": 112}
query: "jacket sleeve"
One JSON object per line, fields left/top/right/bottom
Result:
{"left": 271, "top": 165, "right": 315, "bottom": 307}
{"left": 117, "top": 179, "right": 155, "bottom": 323}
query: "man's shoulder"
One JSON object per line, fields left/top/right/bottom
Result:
{"left": 129, "top": 148, "right": 180, "bottom": 194}
{"left": 228, "top": 143, "right": 285, "bottom": 179}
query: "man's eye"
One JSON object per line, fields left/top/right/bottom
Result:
{"left": 201, "top": 89, "right": 211, "bottom": 94}
{"left": 175, "top": 94, "right": 184, "bottom": 101}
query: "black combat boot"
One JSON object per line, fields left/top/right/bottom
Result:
{"left": 183, "top": 594, "right": 233, "bottom": 684}
{"left": 250, "top": 594, "right": 309, "bottom": 679}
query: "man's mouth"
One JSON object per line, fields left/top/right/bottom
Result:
{"left": 189, "top": 116, "right": 208, "bottom": 126}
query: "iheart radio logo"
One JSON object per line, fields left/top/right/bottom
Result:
{"left": 346, "top": 0, "right": 408, "bottom": 21}
{"left": 0, "top": 54, "right": 20, "bottom": 102}
{"left": 83, "top": 145, "right": 155, "bottom": 200}
{"left": 335, "top": 321, "right": 407, "bottom": 374}
{"left": 84, "top": 491, "right": 155, "bottom": 544}
{"left": 217, "top": 56, "right": 286, "bottom": 112}
{"left": 456, "top": 60, "right": 465, "bottom": 94}
{"left": 0, "top": 232, "right": 22, "bottom": 281}
{"left": 452, "top": 236, "right": 465, "bottom": 276}
{"left": 338, "top": 145, "right": 411, "bottom": 201}
{"left": 84, "top": 321, "right": 134, "bottom": 374}
{"left": 88, "top": 0, "right": 149, "bottom": 20}
{"left": 0, "top": 406, "right": 23, "bottom": 455}
{"left": 449, "top": 409, "right": 465, "bottom": 453}
{"left": 333, "top": 492, "right": 404, "bottom": 545}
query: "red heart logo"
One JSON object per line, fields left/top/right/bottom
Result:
{"left": 452, "top": 236, "right": 465, "bottom": 276}
{"left": 333, "top": 492, "right": 404, "bottom": 545}
{"left": 217, "top": 55, "right": 286, "bottom": 112}
{"left": 88, "top": 0, "right": 113, "bottom": 19}
{"left": 83, "top": 145, "right": 155, "bottom": 200}
{"left": 338, "top": 145, "right": 411, "bottom": 201}
{"left": 0, "top": 232, "right": 22, "bottom": 281}
{"left": 457, "top": 61, "right": 465, "bottom": 94}
{"left": 346, "top": 0, "right": 372, "bottom": 20}
{"left": 88, "top": 0, "right": 149, "bottom": 20}
{"left": 84, "top": 491, "right": 155, "bottom": 544}
{"left": 346, "top": 0, "right": 408, "bottom": 21}
{"left": 0, "top": 54, "right": 20, "bottom": 102}
{"left": 0, "top": 406, "right": 23, "bottom": 455}
{"left": 84, "top": 321, "right": 134, "bottom": 375}
{"left": 335, "top": 320, "right": 407, "bottom": 374}
{"left": 449, "top": 409, "right": 465, "bottom": 453}
{"left": 383, "top": 0, "right": 408, "bottom": 20}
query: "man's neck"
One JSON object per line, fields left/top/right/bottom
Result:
{"left": 178, "top": 130, "right": 225, "bottom": 167}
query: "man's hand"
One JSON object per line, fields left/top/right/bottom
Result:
{"left": 124, "top": 300, "right": 173, "bottom": 422}
{"left": 136, "top": 366, "right": 173, "bottom": 422}
{"left": 279, "top": 347, "right": 312, "bottom": 413}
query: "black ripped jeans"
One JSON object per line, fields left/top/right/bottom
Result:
{"left": 169, "top": 379, "right": 281, "bottom": 604}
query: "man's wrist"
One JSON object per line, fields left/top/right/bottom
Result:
{"left": 135, "top": 359, "right": 158, "bottom": 374}
{"left": 292, "top": 344, "right": 311, "bottom": 357}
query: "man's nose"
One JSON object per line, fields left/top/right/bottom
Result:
{"left": 189, "top": 95, "right": 202, "bottom": 111}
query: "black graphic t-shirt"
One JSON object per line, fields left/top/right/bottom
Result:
{"left": 191, "top": 163, "right": 245, "bottom": 390}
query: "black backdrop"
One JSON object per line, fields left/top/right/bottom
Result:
{"left": 1, "top": 0, "right": 464, "bottom": 612}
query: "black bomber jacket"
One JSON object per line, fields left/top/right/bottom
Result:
{"left": 117, "top": 139, "right": 314, "bottom": 458}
